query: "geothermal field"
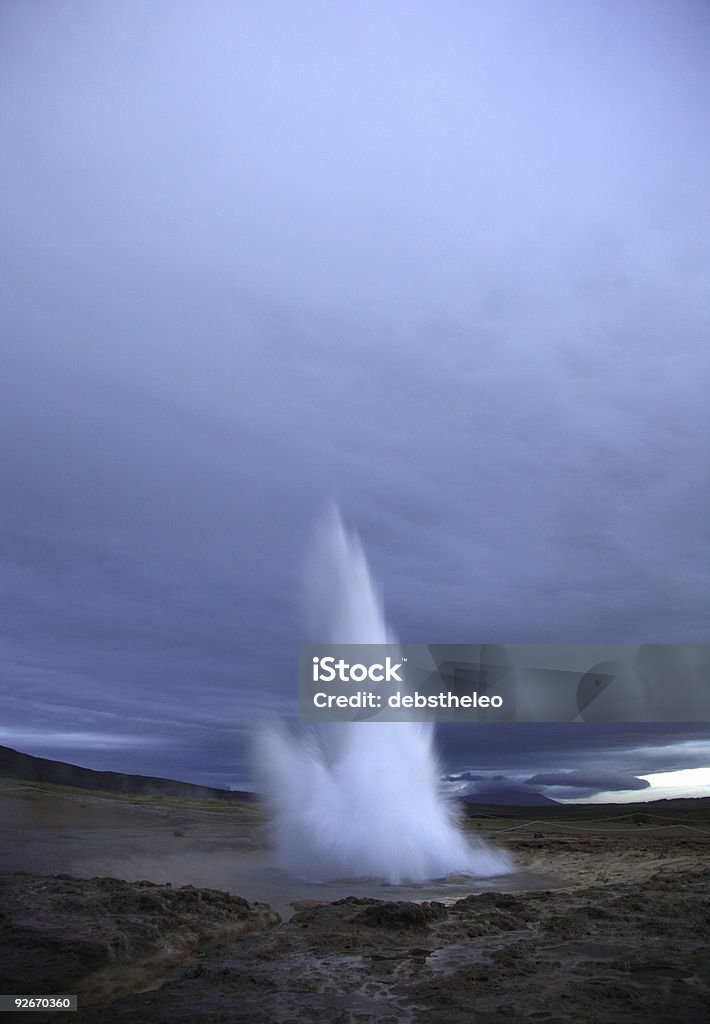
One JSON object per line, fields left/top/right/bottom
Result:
{"left": 2, "top": 516, "right": 709, "bottom": 1022}
{"left": 2, "top": 779, "right": 709, "bottom": 1023}
{"left": 5, "top": 0, "right": 709, "bottom": 1017}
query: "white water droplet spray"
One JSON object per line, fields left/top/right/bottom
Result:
{"left": 255, "top": 505, "right": 514, "bottom": 883}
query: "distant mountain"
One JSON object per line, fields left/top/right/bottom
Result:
{"left": 0, "top": 745, "right": 254, "bottom": 802}
{"left": 460, "top": 787, "right": 560, "bottom": 807}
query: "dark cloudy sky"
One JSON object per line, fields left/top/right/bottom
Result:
{"left": 1, "top": 1, "right": 708, "bottom": 799}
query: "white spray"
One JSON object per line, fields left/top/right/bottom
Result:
{"left": 255, "top": 506, "right": 513, "bottom": 883}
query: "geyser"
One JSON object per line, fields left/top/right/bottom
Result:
{"left": 255, "top": 506, "right": 513, "bottom": 884}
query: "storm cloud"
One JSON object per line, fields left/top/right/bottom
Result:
{"left": 525, "top": 770, "right": 651, "bottom": 792}
{"left": 1, "top": 1, "right": 708, "bottom": 789}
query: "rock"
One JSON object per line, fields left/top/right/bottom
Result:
{"left": 290, "top": 899, "right": 325, "bottom": 912}
{"left": 0, "top": 872, "right": 279, "bottom": 1011}
{"left": 354, "top": 900, "right": 447, "bottom": 930}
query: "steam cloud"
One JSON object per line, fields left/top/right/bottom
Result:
{"left": 255, "top": 506, "right": 513, "bottom": 883}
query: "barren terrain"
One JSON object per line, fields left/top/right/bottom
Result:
{"left": 2, "top": 779, "right": 709, "bottom": 1022}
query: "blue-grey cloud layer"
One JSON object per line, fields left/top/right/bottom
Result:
{"left": 1, "top": 1, "right": 708, "bottom": 788}
{"left": 525, "top": 769, "right": 650, "bottom": 792}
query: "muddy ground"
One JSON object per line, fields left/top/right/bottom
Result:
{"left": 2, "top": 780, "right": 709, "bottom": 1022}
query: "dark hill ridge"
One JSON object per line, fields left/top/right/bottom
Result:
{"left": 0, "top": 745, "right": 254, "bottom": 802}
{"left": 1, "top": 746, "right": 556, "bottom": 807}
{"left": 3, "top": 744, "right": 709, "bottom": 816}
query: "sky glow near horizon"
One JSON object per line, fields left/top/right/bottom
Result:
{"left": 1, "top": 0, "right": 708, "bottom": 799}
{"left": 563, "top": 766, "right": 710, "bottom": 805}
{"left": 641, "top": 766, "right": 710, "bottom": 793}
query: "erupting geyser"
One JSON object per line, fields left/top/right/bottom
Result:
{"left": 255, "top": 506, "right": 514, "bottom": 884}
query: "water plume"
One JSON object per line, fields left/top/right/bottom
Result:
{"left": 255, "top": 505, "right": 513, "bottom": 884}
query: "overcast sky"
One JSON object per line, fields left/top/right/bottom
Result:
{"left": 1, "top": 1, "right": 708, "bottom": 798}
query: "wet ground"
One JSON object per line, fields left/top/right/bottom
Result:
{"left": 0, "top": 780, "right": 554, "bottom": 918}
{"left": 2, "top": 780, "right": 709, "bottom": 1022}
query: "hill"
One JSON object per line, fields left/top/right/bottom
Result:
{"left": 0, "top": 745, "right": 253, "bottom": 802}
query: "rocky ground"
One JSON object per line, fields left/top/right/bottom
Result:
{"left": 1, "top": 781, "right": 709, "bottom": 1022}
{"left": 0, "top": 873, "right": 277, "bottom": 1016}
